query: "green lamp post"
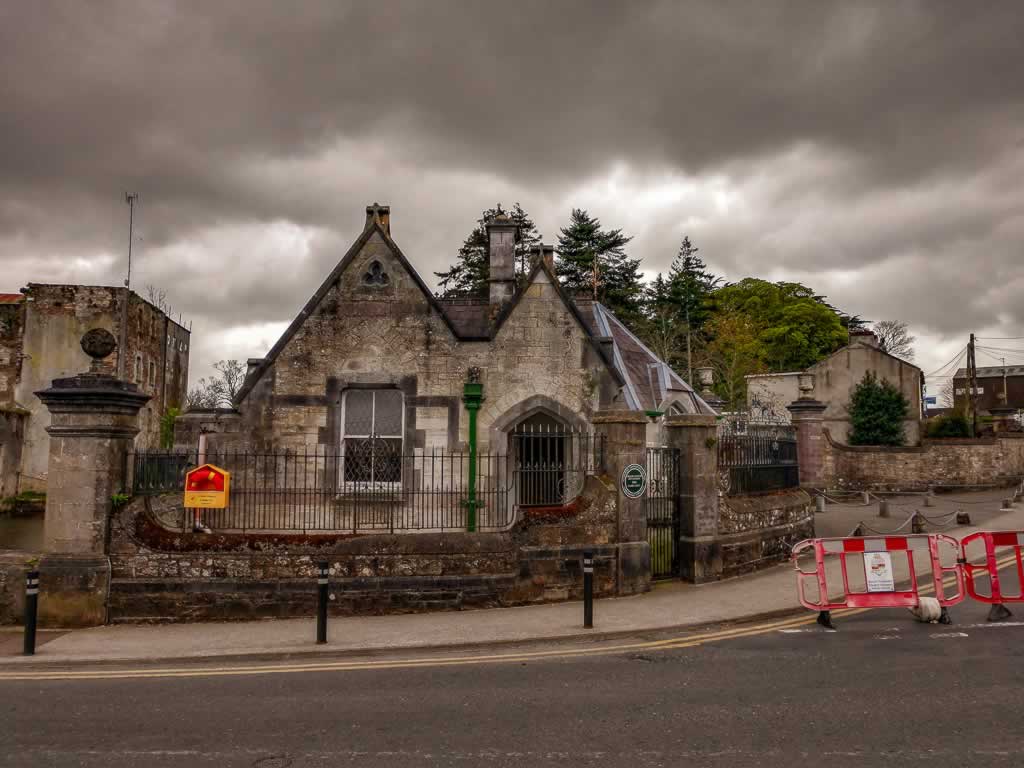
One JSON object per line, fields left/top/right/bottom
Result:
{"left": 462, "top": 367, "right": 484, "bottom": 532}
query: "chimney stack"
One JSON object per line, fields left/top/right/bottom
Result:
{"left": 849, "top": 328, "right": 879, "bottom": 348}
{"left": 530, "top": 244, "right": 555, "bottom": 273}
{"left": 365, "top": 202, "right": 391, "bottom": 235}
{"left": 486, "top": 212, "right": 518, "bottom": 306}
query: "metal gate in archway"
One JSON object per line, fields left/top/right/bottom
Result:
{"left": 645, "top": 447, "right": 681, "bottom": 580}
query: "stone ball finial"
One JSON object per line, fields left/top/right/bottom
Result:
{"left": 81, "top": 328, "right": 117, "bottom": 360}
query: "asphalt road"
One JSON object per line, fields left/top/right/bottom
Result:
{"left": 4, "top": 598, "right": 1024, "bottom": 768}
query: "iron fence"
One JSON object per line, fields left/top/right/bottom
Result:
{"left": 717, "top": 420, "right": 799, "bottom": 494}
{"left": 128, "top": 431, "right": 604, "bottom": 533}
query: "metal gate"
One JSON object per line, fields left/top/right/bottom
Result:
{"left": 645, "top": 447, "right": 680, "bottom": 580}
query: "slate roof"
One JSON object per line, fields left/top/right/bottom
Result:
{"left": 437, "top": 298, "right": 491, "bottom": 339}
{"left": 954, "top": 366, "right": 1024, "bottom": 378}
{"left": 574, "top": 300, "right": 714, "bottom": 414}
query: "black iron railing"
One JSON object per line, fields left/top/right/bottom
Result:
{"left": 717, "top": 421, "right": 799, "bottom": 494}
{"left": 128, "top": 432, "right": 604, "bottom": 533}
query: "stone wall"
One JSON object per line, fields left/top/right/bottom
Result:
{"left": 718, "top": 489, "right": 813, "bottom": 578}
{"left": 0, "top": 299, "right": 25, "bottom": 408}
{"left": 101, "top": 473, "right": 628, "bottom": 623}
{"left": 0, "top": 551, "right": 32, "bottom": 625}
{"left": 821, "top": 430, "right": 1024, "bottom": 491}
{"left": 0, "top": 409, "right": 26, "bottom": 498}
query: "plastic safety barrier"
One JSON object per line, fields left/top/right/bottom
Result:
{"left": 960, "top": 532, "right": 1024, "bottom": 610}
{"left": 792, "top": 535, "right": 964, "bottom": 626}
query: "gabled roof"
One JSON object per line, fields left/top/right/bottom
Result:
{"left": 234, "top": 215, "right": 712, "bottom": 413}
{"left": 235, "top": 219, "right": 467, "bottom": 403}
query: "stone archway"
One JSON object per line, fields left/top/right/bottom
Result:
{"left": 489, "top": 396, "right": 589, "bottom": 508}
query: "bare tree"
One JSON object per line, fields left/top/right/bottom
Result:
{"left": 939, "top": 378, "right": 956, "bottom": 408}
{"left": 873, "top": 319, "right": 916, "bottom": 361}
{"left": 186, "top": 359, "right": 246, "bottom": 409}
{"left": 145, "top": 284, "right": 172, "bottom": 315}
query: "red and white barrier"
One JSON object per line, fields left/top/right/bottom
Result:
{"left": 961, "top": 531, "right": 1024, "bottom": 620}
{"left": 792, "top": 534, "right": 964, "bottom": 627}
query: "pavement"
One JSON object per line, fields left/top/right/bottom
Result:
{"left": 2, "top": 487, "right": 1022, "bottom": 667}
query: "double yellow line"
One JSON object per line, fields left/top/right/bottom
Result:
{"left": 0, "top": 613, "right": 824, "bottom": 682}
{"left": 1, "top": 554, "right": 1017, "bottom": 682}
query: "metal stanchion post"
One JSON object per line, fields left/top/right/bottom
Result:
{"left": 316, "top": 561, "right": 328, "bottom": 645}
{"left": 582, "top": 551, "right": 594, "bottom": 629}
{"left": 24, "top": 570, "right": 39, "bottom": 656}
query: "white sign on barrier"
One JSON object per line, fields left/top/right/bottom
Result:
{"left": 865, "top": 552, "right": 895, "bottom": 592}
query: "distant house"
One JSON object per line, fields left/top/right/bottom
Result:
{"left": 745, "top": 328, "right": 924, "bottom": 445}
{"left": 952, "top": 365, "right": 1024, "bottom": 414}
{"left": 0, "top": 285, "right": 190, "bottom": 495}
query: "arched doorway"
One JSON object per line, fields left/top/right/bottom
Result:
{"left": 511, "top": 412, "right": 569, "bottom": 507}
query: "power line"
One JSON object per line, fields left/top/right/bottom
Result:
{"left": 925, "top": 345, "right": 968, "bottom": 378}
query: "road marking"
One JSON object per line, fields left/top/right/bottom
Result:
{"left": 0, "top": 612, "right": 824, "bottom": 682}
{"left": 930, "top": 632, "right": 969, "bottom": 638}
{"left": 3, "top": 552, "right": 1019, "bottom": 682}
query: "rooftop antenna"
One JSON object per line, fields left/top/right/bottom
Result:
{"left": 117, "top": 192, "right": 139, "bottom": 379}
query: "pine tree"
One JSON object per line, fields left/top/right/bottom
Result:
{"left": 848, "top": 372, "right": 909, "bottom": 446}
{"left": 665, "top": 236, "right": 720, "bottom": 384}
{"left": 555, "top": 208, "right": 643, "bottom": 326}
{"left": 434, "top": 203, "right": 542, "bottom": 297}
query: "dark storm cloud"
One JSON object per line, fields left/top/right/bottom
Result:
{"left": 1, "top": 1, "right": 1022, "bottom": 381}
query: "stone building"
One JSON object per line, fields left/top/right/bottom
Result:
{"left": 177, "top": 204, "right": 713, "bottom": 504}
{"left": 745, "top": 328, "right": 924, "bottom": 445}
{"left": 0, "top": 284, "right": 190, "bottom": 494}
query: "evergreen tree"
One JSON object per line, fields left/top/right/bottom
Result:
{"left": 848, "top": 372, "right": 909, "bottom": 446}
{"left": 555, "top": 208, "right": 643, "bottom": 326}
{"left": 667, "top": 236, "right": 719, "bottom": 333}
{"left": 434, "top": 203, "right": 542, "bottom": 297}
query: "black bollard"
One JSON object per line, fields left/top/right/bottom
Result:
{"left": 316, "top": 561, "right": 328, "bottom": 645}
{"left": 582, "top": 551, "right": 594, "bottom": 629}
{"left": 24, "top": 570, "right": 39, "bottom": 656}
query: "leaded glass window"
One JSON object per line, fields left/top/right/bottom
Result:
{"left": 342, "top": 389, "right": 403, "bottom": 485}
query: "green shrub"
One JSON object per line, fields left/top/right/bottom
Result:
{"left": 925, "top": 412, "right": 971, "bottom": 438}
{"left": 848, "top": 372, "right": 909, "bottom": 446}
{"left": 160, "top": 407, "right": 181, "bottom": 449}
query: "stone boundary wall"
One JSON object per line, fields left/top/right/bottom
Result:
{"left": 99, "top": 474, "right": 639, "bottom": 623}
{"left": 0, "top": 551, "right": 32, "bottom": 625}
{"left": 821, "top": 430, "right": 1024, "bottom": 491}
{"left": 718, "top": 489, "right": 813, "bottom": 578}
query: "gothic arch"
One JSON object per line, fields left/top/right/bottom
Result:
{"left": 487, "top": 395, "right": 588, "bottom": 454}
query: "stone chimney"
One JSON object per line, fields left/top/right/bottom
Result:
{"left": 365, "top": 202, "right": 391, "bottom": 235}
{"left": 850, "top": 328, "right": 879, "bottom": 348}
{"left": 529, "top": 244, "right": 556, "bottom": 273}
{"left": 486, "top": 212, "right": 518, "bottom": 306}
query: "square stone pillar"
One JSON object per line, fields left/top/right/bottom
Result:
{"left": 33, "top": 329, "right": 150, "bottom": 627}
{"left": 787, "top": 398, "right": 828, "bottom": 488}
{"left": 592, "top": 410, "right": 650, "bottom": 595}
{"left": 664, "top": 413, "right": 722, "bottom": 583}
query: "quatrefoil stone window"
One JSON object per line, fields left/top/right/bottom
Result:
{"left": 363, "top": 260, "right": 390, "bottom": 286}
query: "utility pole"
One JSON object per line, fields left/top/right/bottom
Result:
{"left": 117, "top": 193, "right": 138, "bottom": 380}
{"left": 1003, "top": 357, "right": 1008, "bottom": 405}
{"left": 967, "top": 333, "right": 978, "bottom": 437}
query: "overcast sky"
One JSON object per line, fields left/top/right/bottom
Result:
{"left": 2, "top": 1, "right": 1022, "bottom": 393}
